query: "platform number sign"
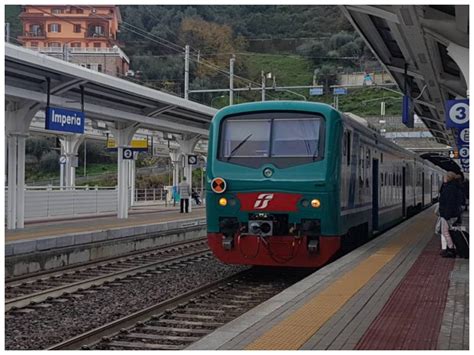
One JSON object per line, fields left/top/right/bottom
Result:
{"left": 123, "top": 148, "right": 134, "bottom": 160}
{"left": 459, "top": 146, "right": 469, "bottom": 159}
{"left": 446, "top": 99, "right": 469, "bottom": 129}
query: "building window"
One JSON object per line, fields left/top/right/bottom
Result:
{"left": 71, "top": 7, "right": 84, "bottom": 14}
{"left": 29, "top": 24, "right": 43, "bottom": 36}
{"left": 93, "top": 42, "right": 101, "bottom": 48}
{"left": 52, "top": 8, "right": 64, "bottom": 14}
{"left": 70, "top": 42, "right": 81, "bottom": 48}
{"left": 48, "top": 42, "right": 61, "bottom": 47}
{"left": 86, "top": 64, "right": 91, "bottom": 69}
{"left": 30, "top": 42, "right": 39, "bottom": 47}
{"left": 73, "top": 24, "right": 81, "bottom": 33}
{"left": 98, "top": 64, "right": 103, "bottom": 72}
{"left": 48, "top": 23, "right": 61, "bottom": 33}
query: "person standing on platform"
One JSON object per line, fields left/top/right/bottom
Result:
{"left": 178, "top": 176, "right": 191, "bottom": 213}
{"left": 438, "top": 171, "right": 462, "bottom": 258}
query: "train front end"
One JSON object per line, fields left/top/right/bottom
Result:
{"left": 206, "top": 101, "right": 342, "bottom": 268}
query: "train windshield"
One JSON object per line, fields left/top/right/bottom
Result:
{"left": 219, "top": 112, "right": 324, "bottom": 167}
{"left": 271, "top": 118, "right": 320, "bottom": 157}
{"left": 222, "top": 119, "right": 271, "bottom": 158}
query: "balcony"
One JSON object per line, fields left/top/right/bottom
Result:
{"left": 85, "top": 31, "right": 109, "bottom": 39}
{"left": 21, "top": 31, "right": 46, "bottom": 39}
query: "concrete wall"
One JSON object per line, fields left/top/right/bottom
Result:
{"left": 5, "top": 218, "right": 206, "bottom": 277}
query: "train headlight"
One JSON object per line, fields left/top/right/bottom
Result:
{"left": 311, "top": 199, "right": 321, "bottom": 208}
{"left": 219, "top": 197, "right": 228, "bottom": 206}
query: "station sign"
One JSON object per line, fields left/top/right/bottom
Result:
{"left": 458, "top": 146, "right": 469, "bottom": 159}
{"left": 106, "top": 137, "right": 149, "bottom": 152}
{"left": 45, "top": 107, "right": 85, "bottom": 134}
{"left": 122, "top": 148, "right": 134, "bottom": 160}
{"left": 458, "top": 128, "right": 469, "bottom": 145}
{"left": 309, "top": 87, "right": 323, "bottom": 96}
{"left": 333, "top": 87, "right": 347, "bottom": 95}
{"left": 446, "top": 99, "right": 469, "bottom": 129}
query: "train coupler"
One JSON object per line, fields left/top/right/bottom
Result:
{"left": 308, "top": 239, "right": 319, "bottom": 253}
{"left": 222, "top": 234, "right": 234, "bottom": 250}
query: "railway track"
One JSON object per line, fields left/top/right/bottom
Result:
{"left": 5, "top": 239, "right": 208, "bottom": 311}
{"left": 49, "top": 269, "right": 308, "bottom": 350}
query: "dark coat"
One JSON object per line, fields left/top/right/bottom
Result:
{"left": 439, "top": 180, "right": 463, "bottom": 219}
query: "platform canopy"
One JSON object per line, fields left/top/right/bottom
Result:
{"left": 341, "top": 5, "right": 469, "bottom": 147}
{"left": 5, "top": 43, "right": 216, "bottom": 137}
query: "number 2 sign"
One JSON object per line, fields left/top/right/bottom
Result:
{"left": 446, "top": 99, "right": 469, "bottom": 128}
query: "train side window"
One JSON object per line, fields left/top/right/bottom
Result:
{"left": 380, "top": 153, "right": 383, "bottom": 163}
{"left": 346, "top": 131, "right": 351, "bottom": 166}
{"left": 381, "top": 173, "right": 384, "bottom": 186}
{"left": 343, "top": 131, "right": 347, "bottom": 156}
{"left": 366, "top": 148, "right": 371, "bottom": 169}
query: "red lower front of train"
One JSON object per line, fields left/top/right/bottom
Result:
{"left": 208, "top": 233, "right": 341, "bottom": 268}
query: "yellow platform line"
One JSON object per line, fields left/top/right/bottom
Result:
{"left": 246, "top": 212, "right": 435, "bottom": 350}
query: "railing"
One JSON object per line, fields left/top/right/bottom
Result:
{"left": 22, "top": 31, "right": 46, "bottom": 38}
{"left": 134, "top": 188, "right": 167, "bottom": 203}
{"left": 24, "top": 46, "right": 130, "bottom": 62}
{"left": 85, "top": 32, "right": 109, "bottom": 39}
{"left": 5, "top": 186, "right": 118, "bottom": 221}
{"left": 133, "top": 188, "right": 206, "bottom": 206}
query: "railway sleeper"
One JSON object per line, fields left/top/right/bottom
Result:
{"left": 124, "top": 332, "right": 200, "bottom": 343}
{"left": 105, "top": 341, "right": 183, "bottom": 350}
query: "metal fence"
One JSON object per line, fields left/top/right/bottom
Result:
{"left": 134, "top": 188, "right": 167, "bottom": 203}
{"left": 5, "top": 186, "right": 118, "bottom": 221}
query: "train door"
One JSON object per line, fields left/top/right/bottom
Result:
{"left": 402, "top": 166, "right": 406, "bottom": 217}
{"left": 372, "top": 159, "right": 379, "bottom": 231}
{"left": 422, "top": 172, "right": 425, "bottom": 207}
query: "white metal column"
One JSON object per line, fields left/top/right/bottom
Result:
{"left": 6, "top": 101, "right": 37, "bottom": 229}
{"left": 7, "top": 134, "right": 17, "bottom": 230}
{"left": 109, "top": 122, "right": 139, "bottom": 219}
{"left": 447, "top": 43, "right": 469, "bottom": 94}
{"left": 60, "top": 135, "right": 84, "bottom": 188}
{"left": 176, "top": 134, "right": 200, "bottom": 212}
{"left": 129, "top": 154, "right": 136, "bottom": 207}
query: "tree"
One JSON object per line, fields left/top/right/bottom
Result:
{"left": 178, "top": 17, "right": 244, "bottom": 78}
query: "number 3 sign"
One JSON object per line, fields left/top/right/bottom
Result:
{"left": 446, "top": 99, "right": 469, "bottom": 128}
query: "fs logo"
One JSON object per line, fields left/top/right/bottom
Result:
{"left": 254, "top": 193, "right": 274, "bottom": 209}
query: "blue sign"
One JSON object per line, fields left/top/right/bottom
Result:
{"left": 446, "top": 99, "right": 469, "bottom": 129}
{"left": 458, "top": 145, "right": 469, "bottom": 159}
{"left": 333, "top": 87, "right": 347, "bottom": 95}
{"left": 309, "top": 87, "right": 323, "bottom": 96}
{"left": 402, "top": 95, "right": 414, "bottom": 128}
{"left": 45, "top": 107, "right": 85, "bottom": 134}
{"left": 458, "top": 128, "right": 469, "bottom": 146}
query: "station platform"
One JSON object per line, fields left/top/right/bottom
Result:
{"left": 189, "top": 206, "right": 469, "bottom": 350}
{"left": 6, "top": 206, "right": 205, "bottom": 244}
{"left": 5, "top": 206, "right": 206, "bottom": 277}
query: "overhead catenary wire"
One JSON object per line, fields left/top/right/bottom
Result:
{"left": 77, "top": 5, "right": 279, "bottom": 98}
{"left": 28, "top": 5, "right": 280, "bottom": 100}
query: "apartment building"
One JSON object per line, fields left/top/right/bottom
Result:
{"left": 19, "top": 5, "right": 129, "bottom": 77}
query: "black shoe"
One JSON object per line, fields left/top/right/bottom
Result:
{"left": 442, "top": 248, "right": 456, "bottom": 258}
